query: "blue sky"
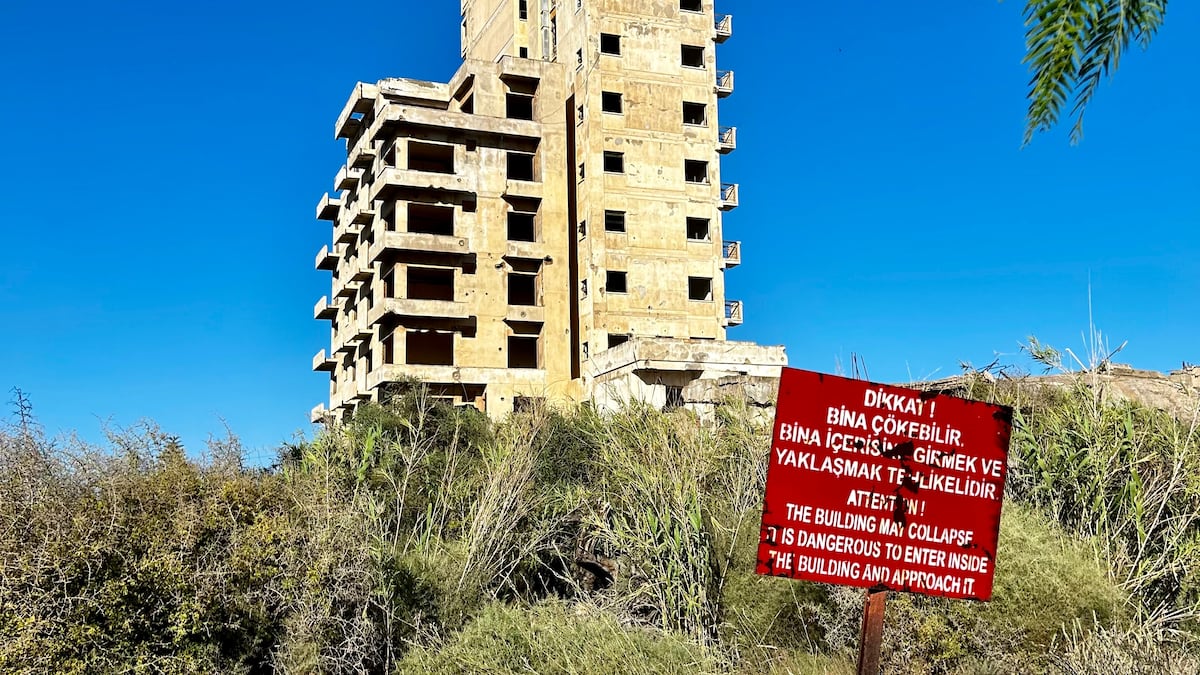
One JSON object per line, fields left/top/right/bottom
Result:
{"left": 2, "top": 1, "right": 1196, "bottom": 457}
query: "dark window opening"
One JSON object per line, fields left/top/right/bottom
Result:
{"left": 508, "top": 336, "right": 539, "bottom": 369}
{"left": 519, "top": 0, "right": 528, "bottom": 20}
{"left": 519, "top": 46, "right": 529, "bottom": 58}
{"left": 664, "top": 385, "right": 685, "bottom": 411}
{"left": 579, "top": 220, "right": 587, "bottom": 237}
{"left": 600, "top": 33, "right": 621, "bottom": 55}
{"left": 606, "top": 270, "right": 627, "bottom": 294}
{"left": 407, "top": 331, "right": 454, "bottom": 365}
{"left": 603, "top": 151, "right": 624, "bottom": 173}
{"left": 604, "top": 210, "right": 626, "bottom": 232}
{"left": 578, "top": 162, "right": 586, "bottom": 180}
{"left": 407, "top": 203, "right": 454, "bottom": 235}
{"left": 680, "top": 0, "right": 702, "bottom": 11}
{"left": 408, "top": 141, "right": 455, "bottom": 174}
{"left": 688, "top": 276, "right": 713, "bottom": 301}
{"left": 381, "top": 202, "right": 397, "bottom": 231}
{"left": 407, "top": 267, "right": 454, "bottom": 301}
{"left": 608, "top": 333, "right": 630, "bottom": 349}
{"left": 681, "top": 44, "right": 705, "bottom": 68}
{"left": 577, "top": 49, "right": 584, "bottom": 69}
{"left": 686, "top": 217, "right": 711, "bottom": 240}
{"left": 601, "top": 91, "right": 623, "bottom": 113}
{"left": 461, "top": 95, "right": 474, "bottom": 114}
{"left": 383, "top": 265, "right": 397, "bottom": 298}
{"left": 514, "top": 396, "right": 544, "bottom": 412}
{"left": 685, "top": 160, "right": 709, "bottom": 184}
{"left": 506, "top": 93, "right": 534, "bottom": 120}
{"left": 682, "top": 101, "right": 707, "bottom": 125}
{"left": 508, "top": 273, "right": 538, "bottom": 306}
{"left": 508, "top": 212, "right": 536, "bottom": 242}
{"left": 508, "top": 152, "right": 536, "bottom": 181}
{"left": 383, "top": 331, "right": 396, "bottom": 364}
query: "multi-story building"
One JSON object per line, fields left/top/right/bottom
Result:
{"left": 311, "top": 0, "right": 785, "bottom": 422}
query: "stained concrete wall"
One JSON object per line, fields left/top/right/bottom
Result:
{"left": 312, "top": 1, "right": 769, "bottom": 423}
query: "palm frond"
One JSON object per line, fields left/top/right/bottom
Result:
{"left": 1023, "top": 0, "right": 1168, "bottom": 145}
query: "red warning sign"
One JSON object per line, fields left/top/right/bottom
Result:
{"left": 756, "top": 368, "right": 1013, "bottom": 600}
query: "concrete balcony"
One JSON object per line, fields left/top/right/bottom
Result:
{"left": 367, "top": 364, "right": 547, "bottom": 391}
{"left": 715, "top": 14, "right": 733, "bottom": 43}
{"left": 369, "top": 231, "right": 472, "bottom": 261}
{"left": 349, "top": 314, "right": 373, "bottom": 342}
{"left": 372, "top": 297, "right": 472, "bottom": 322}
{"left": 724, "top": 300, "right": 745, "bottom": 327}
{"left": 506, "top": 305, "right": 545, "bottom": 323}
{"left": 503, "top": 179, "right": 544, "bottom": 199}
{"left": 310, "top": 403, "right": 330, "bottom": 424}
{"left": 505, "top": 241, "right": 546, "bottom": 260}
{"left": 349, "top": 200, "right": 376, "bottom": 225}
{"left": 312, "top": 350, "right": 337, "bottom": 372}
{"left": 722, "top": 240, "right": 742, "bottom": 268}
{"left": 335, "top": 165, "right": 364, "bottom": 191}
{"left": 314, "top": 296, "right": 339, "bottom": 320}
{"left": 335, "top": 82, "right": 379, "bottom": 140}
{"left": 371, "top": 167, "right": 476, "bottom": 200}
{"left": 720, "top": 183, "right": 739, "bottom": 210}
{"left": 335, "top": 222, "right": 362, "bottom": 245}
{"left": 348, "top": 133, "right": 378, "bottom": 169}
{"left": 334, "top": 281, "right": 361, "bottom": 299}
{"left": 350, "top": 258, "right": 374, "bottom": 282}
{"left": 371, "top": 103, "right": 541, "bottom": 143}
{"left": 316, "top": 193, "right": 342, "bottom": 221}
{"left": 716, "top": 70, "right": 735, "bottom": 98}
{"left": 337, "top": 117, "right": 363, "bottom": 143}
{"left": 718, "top": 126, "right": 737, "bottom": 154}
{"left": 316, "top": 245, "right": 339, "bottom": 271}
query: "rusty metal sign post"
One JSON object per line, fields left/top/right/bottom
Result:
{"left": 757, "top": 368, "right": 1014, "bottom": 672}
{"left": 856, "top": 589, "right": 886, "bottom": 674}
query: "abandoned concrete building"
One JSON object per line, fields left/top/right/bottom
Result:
{"left": 311, "top": 0, "right": 786, "bottom": 422}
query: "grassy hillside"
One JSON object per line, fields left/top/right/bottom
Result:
{"left": 1, "top": 379, "right": 1197, "bottom": 673}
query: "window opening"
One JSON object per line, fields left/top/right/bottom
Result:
{"left": 508, "top": 212, "right": 537, "bottom": 242}
{"left": 682, "top": 101, "right": 707, "bottom": 125}
{"left": 685, "top": 160, "right": 709, "bottom": 184}
{"left": 600, "top": 33, "right": 621, "bottom": 55}
{"left": 508, "top": 335, "right": 540, "bottom": 369}
{"left": 408, "top": 142, "right": 455, "bottom": 173}
{"left": 607, "top": 333, "right": 630, "bottom": 349}
{"left": 407, "top": 204, "right": 454, "bottom": 235}
{"left": 508, "top": 273, "right": 538, "bottom": 306}
{"left": 603, "top": 151, "right": 624, "bottom": 173}
{"left": 686, "top": 217, "right": 711, "bottom": 240}
{"left": 688, "top": 276, "right": 713, "bottom": 301}
{"left": 664, "top": 385, "right": 685, "bottom": 411}
{"left": 408, "top": 267, "right": 454, "bottom": 301}
{"left": 606, "top": 270, "right": 628, "bottom": 294}
{"left": 601, "top": 91, "right": 623, "bottom": 114}
{"left": 506, "top": 93, "right": 534, "bottom": 120}
{"left": 604, "top": 210, "right": 626, "bottom": 232}
{"left": 406, "top": 331, "right": 454, "bottom": 365}
{"left": 508, "top": 152, "right": 536, "bottom": 181}
{"left": 681, "top": 44, "right": 705, "bottom": 68}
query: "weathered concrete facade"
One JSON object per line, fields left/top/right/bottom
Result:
{"left": 312, "top": 0, "right": 782, "bottom": 421}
